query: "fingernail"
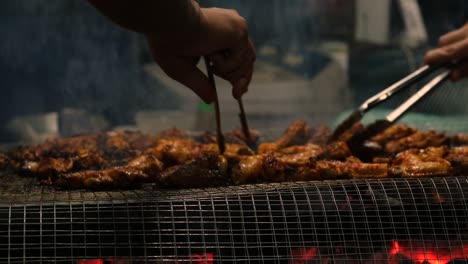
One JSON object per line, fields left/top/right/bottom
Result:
{"left": 234, "top": 78, "right": 248, "bottom": 98}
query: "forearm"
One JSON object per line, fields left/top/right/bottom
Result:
{"left": 87, "top": 0, "right": 202, "bottom": 43}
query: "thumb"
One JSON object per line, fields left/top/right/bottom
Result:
{"left": 161, "top": 56, "right": 215, "bottom": 104}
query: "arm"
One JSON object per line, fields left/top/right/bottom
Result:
{"left": 87, "top": 0, "right": 202, "bottom": 47}
{"left": 87, "top": 0, "right": 256, "bottom": 103}
{"left": 424, "top": 23, "right": 468, "bottom": 81}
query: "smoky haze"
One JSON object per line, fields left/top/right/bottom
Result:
{"left": 1, "top": 0, "right": 467, "bottom": 143}
{"left": 0, "top": 0, "right": 177, "bottom": 141}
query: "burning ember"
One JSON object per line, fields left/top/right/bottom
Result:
{"left": 77, "top": 260, "right": 121, "bottom": 264}
{"left": 289, "top": 247, "right": 319, "bottom": 264}
{"left": 75, "top": 241, "right": 468, "bottom": 264}
{"left": 182, "top": 253, "right": 214, "bottom": 264}
{"left": 289, "top": 240, "right": 468, "bottom": 264}
{"left": 388, "top": 240, "right": 468, "bottom": 264}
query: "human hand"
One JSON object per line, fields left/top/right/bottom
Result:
{"left": 424, "top": 23, "right": 468, "bottom": 81}
{"left": 146, "top": 7, "right": 255, "bottom": 103}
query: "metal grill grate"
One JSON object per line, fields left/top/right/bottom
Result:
{"left": 1, "top": 177, "right": 468, "bottom": 263}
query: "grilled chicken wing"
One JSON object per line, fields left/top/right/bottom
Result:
{"left": 316, "top": 160, "right": 388, "bottom": 179}
{"left": 308, "top": 125, "right": 332, "bottom": 145}
{"left": 370, "top": 125, "right": 417, "bottom": 146}
{"left": 8, "top": 131, "right": 154, "bottom": 172}
{"left": 232, "top": 146, "right": 322, "bottom": 185}
{"left": 31, "top": 133, "right": 100, "bottom": 158}
{"left": 102, "top": 131, "right": 144, "bottom": 161}
{"left": 231, "top": 155, "right": 265, "bottom": 184}
{"left": 232, "top": 154, "right": 288, "bottom": 184}
{"left": 200, "top": 143, "right": 254, "bottom": 163}
{"left": 321, "top": 141, "right": 352, "bottom": 160}
{"left": 275, "top": 144, "right": 323, "bottom": 165}
{"left": 384, "top": 131, "right": 448, "bottom": 154}
{"left": 1, "top": 119, "right": 466, "bottom": 190}
{"left": 451, "top": 133, "right": 468, "bottom": 146}
{"left": 18, "top": 153, "right": 107, "bottom": 180}
{"left": 446, "top": 146, "right": 468, "bottom": 175}
{"left": 0, "top": 153, "right": 9, "bottom": 170}
{"left": 55, "top": 155, "right": 163, "bottom": 189}
{"left": 389, "top": 147, "right": 452, "bottom": 178}
{"left": 258, "top": 120, "right": 311, "bottom": 153}
{"left": 275, "top": 120, "right": 311, "bottom": 147}
{"left": 146, "top": 138, "right": 202, "bottom": 166}
{"left": 159, "top": 152, "right": 229, "bottom": 188}
{"left": 336, "top": 123, "right": 365, "bottom": 142}
{"left": 229, "top": 127, "right": 260, "bottom": 145}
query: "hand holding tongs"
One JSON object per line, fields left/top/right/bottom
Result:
{"left": 204, "top": 57, "right": 253, "bottom": 153}
{"left": 329, "top": 62, "right": 454, "bottom": 149}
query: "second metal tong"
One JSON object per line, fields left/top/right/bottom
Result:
{"left": 346, "top": 69, "right": 451, "bottom": 151}
{"left": 329, "top": 63, "right": 452, "bottom": 146}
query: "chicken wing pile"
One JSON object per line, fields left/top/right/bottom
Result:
{"left": 0, "top": 121, "right": 467, "bottom": 190}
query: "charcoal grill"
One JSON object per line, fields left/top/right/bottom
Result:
{"left": 1, "top": 175, "right": 468, "bottom": 263}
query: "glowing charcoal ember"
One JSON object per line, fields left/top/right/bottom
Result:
{"left": 175, "top": 253, "right": 214, "bottom": 264}
{"left": 388, "top": 240, "right": 468, "bottom": 264}
{"left": 289, "top": 247, "right": 318, "bottom": 264}
{"left": 191, "top": 253, "right": 214, "bottom": 264}
{"left": 76, "top": 260, "right": 104, "bottom": 264}
{"left": 76, "top": 259, "right": 131, "bottom": 264}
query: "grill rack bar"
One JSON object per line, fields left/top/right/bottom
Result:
{"left": 1, "top": 177, "right": 468, "bottom": 263}
{"left": 2, "top": 177, "right": 468, "bottom": 206}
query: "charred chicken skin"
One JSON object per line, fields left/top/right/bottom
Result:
{"left": 231, "top": 153, "right": 320, "bottom": 185}
{"left": 383, "top": 130, "right": 448, "bottom": 154}
{"left": 316, "top": 160, "right": 388, "bottom": 179}
{"left": 159, "top": 152, "right": 229, "bottom": 188}
{"left": 389, "top": 147, "right": 452, "bottom": 178}
{"left": 0, "top": 121, "right": 466, "bottom": 190}
{"left": 258, "top": 120, "right": 311, "bottom": 153}
{"left": 55, "top": 155, "right": 164, "bottom": 189}
{"left": 446, "top": 146, "right": 468, "bottom": 175}
{"left": 370, "top": 125, "right": 417, "bottom": 146}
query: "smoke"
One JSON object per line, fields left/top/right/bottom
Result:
{"left": 1, "top": 0, "right": 466, "bottom": 142}
{"left": 0, "top": 0, "right": 178, "bottom": 137}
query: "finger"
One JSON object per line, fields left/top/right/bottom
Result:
{"left": 214, "top": 49, "right": 255, "bottom": 81}
{"left": 226, "top": 54, "right": 254, "bottom": 85}
{"left": 231, "top": 53, "right": 255, "bottom": 99}
{"left": 451, "top": 60, "right": 468, "bottom": 81}
{"left": 438, "top": 23, "right": 468, "bottom": 47}
{"left": 209, "top": 45, "right": 248, "bottom": 74}
{"left": 146, "top": 36, "right": 215, "bottom": 103}
{"left": 232, "top": 63, "right": 253, "bottom": 99}
{"left": 209, "top": 36, "right": 255, "bottom": 75}
{"left": 424, "top": 38, "right": 468, "bottom": 65}
{"left": 217, "top": 40, "right": 255, "bottom": 99}
{"left": 214, "top": 40, "right": 255, "bottom": 80}
{"left": 160, "top": 56, "right": 215, "bottom": 104}
{"left": 176, "top": 62, "right": 215, "bottom": 104}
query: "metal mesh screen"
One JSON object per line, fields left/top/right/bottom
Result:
{"left": 1, "top": 177, "right": 468, "bottom": 263}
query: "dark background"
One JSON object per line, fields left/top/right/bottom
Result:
{"left": 0, "top": 0, "right": 467, "bottom": 142}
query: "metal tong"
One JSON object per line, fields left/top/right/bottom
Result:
{"left": 204, "top": 57, "right": 253, "bottom": 153}
{"left": 204, "top": 57, "right": 226, "bottom": 154}
{"left": 329, "top": 64, "right": 444, "bottom": 142}
{"left": 237, "top": 97, "right": 253, "bottom": 145}
{"left": 347, "top": 69, "right": 450, "bottom": 150}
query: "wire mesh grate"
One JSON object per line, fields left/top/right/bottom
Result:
{"left": 1, "top": 177, "right": 468, "bottom": 263}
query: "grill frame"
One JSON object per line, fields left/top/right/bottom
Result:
{"left": 1, "top": 176, "right": 468, "bottom": 263}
